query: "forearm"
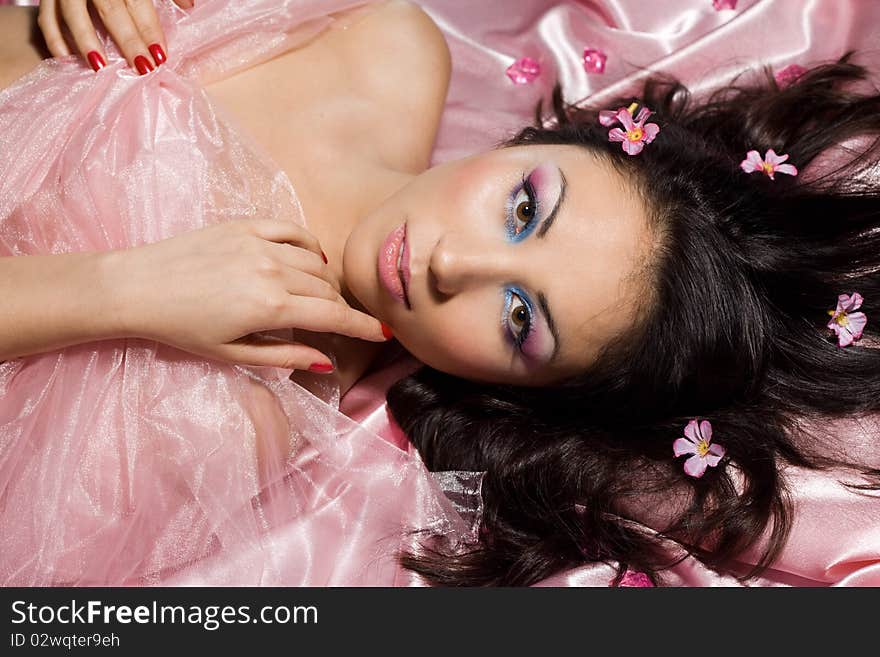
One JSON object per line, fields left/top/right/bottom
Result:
{"left": 0, "top": 251, "right": 127, "bottom": 360}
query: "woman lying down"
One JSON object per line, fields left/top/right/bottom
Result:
{"left": 0, "top": 0, "right": 879, "bottom": 586}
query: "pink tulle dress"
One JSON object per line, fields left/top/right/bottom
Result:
{"left": 0, "top": 0, "right": 476, "bottom": 586}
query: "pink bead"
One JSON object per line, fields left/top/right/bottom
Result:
{"left": 506, "top": 56, "right": 541, "bottom": 85}
{"left": 712, "top": 0, "right": 737, "bottom": 9}
{"left": 775, "top": 63, "right": 807, "bottom": 88}
{"left": 582, "top": 47, "right": 607, "bottom": 74}
{"left": 618, "top": 571, "right": 654, "bottom": 587}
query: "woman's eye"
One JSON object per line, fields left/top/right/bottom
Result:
{"left": 511, "top": 181, "right": 538, "bottom": 236}
{"left": 507, "top": 293, "right": 531, "bottom": 347}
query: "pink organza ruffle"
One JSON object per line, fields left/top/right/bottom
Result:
{"left": 0, "top": 0, "right": 475, "bottom": 586}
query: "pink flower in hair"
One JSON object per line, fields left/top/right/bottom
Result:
{"left": 740, "top": 149, "right": 798, "bottom": 180}
{"left": 599, "top": 106, "right": 630, "bottom": 127}
{"left": 827, "top": 292, "right": 868, "bottom": 347}
{"left": 606, "top": 103, "right": 660, "bottom": 155}
{"left": 673, "top": 419, "right": 726, "bottom": 478}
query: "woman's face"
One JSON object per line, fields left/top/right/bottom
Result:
{"left": 343, "top": 144, "right": 654, "bottom": 386}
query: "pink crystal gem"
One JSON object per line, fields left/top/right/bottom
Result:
{"left": 775, "top": 63, "right": 807, "bottom": 88}
{"left": 712, "top": 0, "right": 737, "bottom": 9}
{"left": 618, "top": 570, "right": 654, "bottom": 587}
{"left": 582, "top": 47, "right": 607, "bottom": 74}
{"left": 506, "top": 57, "right": 541, "bottom": 85}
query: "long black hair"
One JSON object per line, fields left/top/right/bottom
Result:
{"left": 386, "top": 51, "right": 880, "bottom": 586}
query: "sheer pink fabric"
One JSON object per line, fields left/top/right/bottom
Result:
{"left": 2, "top": 0, "right": 880, "bottom": 587}
{"left": 0, "top": 0, "right": 476, "bottom": 586}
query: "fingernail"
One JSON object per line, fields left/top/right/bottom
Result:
{"left": 321, "top": 249, "right": 328, "bottom": 264}
{"left": 148, "top": 43, "right": 167, "bottom": 66}
{"left": 87, "top": 51, "right": 106, "bottom": 72}
{"left": 134, "top": 55, "right": 154, "bottom": 75}
{"left": 308, "top": 362, "right": 335, "bottom": 373}
{"left": 381, "top": 322, "right": 394, "bottom": 340}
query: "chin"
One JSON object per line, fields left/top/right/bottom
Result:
{"left": 341, "top": 232, "right": 381, "bottom": 318}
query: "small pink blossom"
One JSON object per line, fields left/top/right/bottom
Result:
{"left": 827, "top": 292, "right": 868, "bottom": 347}
{"left": 599, "top": 105, "right": 632, "bottom": 127}
{"left": 673, "top": 419, "right": 726, "bottom": 478}
{"left": 583, "top": 47, "right": 607, "bottom": 74}
{"left": 606, "top": 104, "right": 660, "bottom": 155}
{"left": 740, "top": 149, "right": 798, "bottom": 180}
{"left": 713, "top": 0, "right": 737, "bottom": 10}
{"left": 775, "top": 63, "right": 808, "bottom": 89}
{"left": 506, "top": 57, "right": 541, "bottom": 85}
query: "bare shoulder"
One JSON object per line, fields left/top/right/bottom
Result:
{"left": 338, "top": 0, "right": 452, "bottom": 171}
{"left": 348, "top": 0, "right": 451, "bottom": 76}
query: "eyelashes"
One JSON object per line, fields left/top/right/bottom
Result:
{"left": 506, "top": 173, "right": 540, "bottom": 240}
{"left": 504, "top": 287, "right": 534, "bottom": 352}
{"left": 503, "top": 172, "right": 540, "bottom": 353}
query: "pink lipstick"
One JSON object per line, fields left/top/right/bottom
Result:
{"left": 378, "top": 222, "right": 411, "bottom": 308}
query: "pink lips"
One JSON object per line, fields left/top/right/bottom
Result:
{"left": 378, "top": 222, "right": 411, "bottom": 307}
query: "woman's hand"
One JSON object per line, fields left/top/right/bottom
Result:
{"left": 38, "top": 0, "right": 193, "bottom": 73}
{"left": 103, "top": 219, "right": 391, "bottom": 371}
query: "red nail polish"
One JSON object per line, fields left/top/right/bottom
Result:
{"left": 134, "top": 55, "right": 154, "bottom": 75}
{"left": 381, "top": 322, "right": 394, "bottom": 340}
{"left": 321, "top": 249, "right": 328, "bottom": 264}
{"left": 87, "top": 51, "right": 106, "bottom": 72}
{"left": 148, "top": 43, "right": 167, "bottom": 66}
{"left": 308, "top": 362, "right": 335, "bottom": 373}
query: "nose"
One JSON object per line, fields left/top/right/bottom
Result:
{"left": 428, "top": 231, "right": 513, "bottom": 297}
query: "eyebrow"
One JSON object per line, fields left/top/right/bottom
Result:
{"left": 533, "top": 166, "right": 567, "bottom": 365}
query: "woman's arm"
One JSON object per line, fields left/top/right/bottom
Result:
{"left": 0, "top": 221, "right": 389, "bottom": 368}
{"left": 0, "top": 251, "right": 125, "bottom": 361}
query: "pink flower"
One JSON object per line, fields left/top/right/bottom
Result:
{"left": 713, "top": 0, "right": 737, "bottom": 9}
{"left": 606, "top": 104, "right": 660, "bottom": 155}
{"left": 506, "top": 57, "right": 541, "bottom": 85}
{"left": 740, "top": 149, "right": 798, "bottom": 180}
{"left": 673, "top": 419, "right": 726, "bottom": 478}
{"left": 827, "top": 292, "right": 868, "bottom": 347}
{"left": 599, "top": 105, "right": 631, "bottom": 127}
{"left": 775, "top": 63, "right": 807, "bottom": 89}
{"left": 583, "top": 47, "right": 607, "bottom": 74}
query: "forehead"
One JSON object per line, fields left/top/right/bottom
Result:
{"left": 519, "top": 144, "right": 654, "bottom": 376}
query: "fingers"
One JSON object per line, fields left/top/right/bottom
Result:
{"left": 246, "top": 219, "right": 327, "bottom": 266}
{"left": 123, "top": 0, "right": 167, "bottom": 66}
{"left": 47, "top": 0, "right": 174, "bottom": 73}
{"left": 218, "top": 333, "right": 335, "bottom": 372}
{"left": 90, "top": 0, "right": 156, "bottom": 74}
{"left": 37, "top": 1, "right": 73, "bottom": 58}
{"left": 267, "top": 242, "right": 341, "bottom": 295}
{"left": 60, "top": 0, "right": 107, "bottom": 70}
{"left": 267, "top": 265, "right": 345, "bottom": 306}
{"left": 232, "top": 220, "right": 390, "bottom": 343}
{"left": 274, "top": 296, "right": 390, "bottom": 342}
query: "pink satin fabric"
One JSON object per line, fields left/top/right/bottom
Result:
{"left": 348, "top": 0, "right": 880, "bottom": 587}
{"left": 2, "top": 0, "right": 879, "bottom": 587}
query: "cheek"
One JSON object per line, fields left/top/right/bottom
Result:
{"left": 402, "top": 303, "right": 499, "bottom": 374}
